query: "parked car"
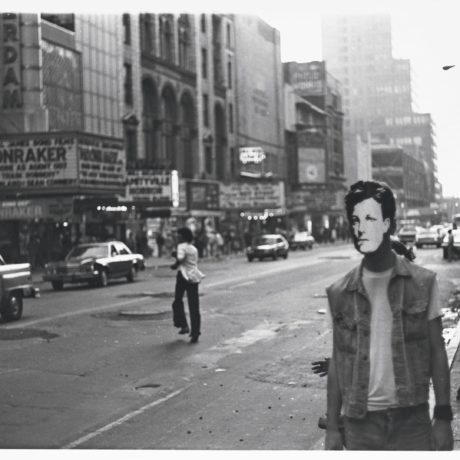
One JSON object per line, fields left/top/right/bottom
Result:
{"left": 397, "top": 225, "right": 417, "bottom": 244}
{"left": 0, "top": 256, "right": 40, "bottom": 322}
{"left": 246, "top": 234, "right": 289, "bottom": 261}
{"left": 43, "top": 241, "right": 145, "bottom": 290}
{"left": 289, "top": 231, "right": 315, "bottom": 250}
{"left": 441, "top": 229, "right": 460, "bottom": 259}
{"left": 415, "top": 227, "right": 443, "bottom": 248}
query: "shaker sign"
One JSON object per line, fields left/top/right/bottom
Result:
{"left": 239, "top": 146, "right": 266, "bottom": 165}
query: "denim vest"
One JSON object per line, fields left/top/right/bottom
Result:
{"left": 326, "top": 254, "right": 435, "bottom": 419}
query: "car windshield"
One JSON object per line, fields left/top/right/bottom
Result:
{"left": 66, "top": 245, "right": 108, "bottom": 260}
{"left": 254, "top": 236, "right": 277, "bottom": 245}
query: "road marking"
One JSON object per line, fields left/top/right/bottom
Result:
{"left": 229, "top": 280, "right": 256, "bottom": 289}
{"left": 62, "top": 386, "right": 189, "bottom": 449}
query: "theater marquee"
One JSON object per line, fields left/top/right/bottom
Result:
{"left": 0, "top": 133, "right": 125, "bottom": 194}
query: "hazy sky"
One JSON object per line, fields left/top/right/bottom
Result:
{"left": 17, "top": 0, "right": 460, "bottom": 197}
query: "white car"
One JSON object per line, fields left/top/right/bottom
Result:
{"left": 289, "top": 231, "right": 315, "bottom": 250}
{"left": 415, "top": 228, "right": 442, "bottom": 248}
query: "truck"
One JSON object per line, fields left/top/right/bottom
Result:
{"left": 0, "top": 256, "right": 40, "bottom": 322}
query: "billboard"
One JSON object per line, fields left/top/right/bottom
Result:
{"left": 298, "top": 147, "right": 326, "bottom": 184}
{"left": 42, "top": 40, "right": 83, "bottom": 130}
{"left": 220, "top": 181, "right": 285, "bottom": 209}
{"left": 186, "top": 180, "right": 220, "bottom": 211}
{"left": 0, "top": 133, "right": 125, "bottom": 193}
{"left": 125, "top": 170, "right": 174, "bottom": 206}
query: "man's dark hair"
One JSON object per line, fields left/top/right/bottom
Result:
{"left": 177, "top": 227, "right": 194, "bottom": 243}
{"left": 344, "top": 180, "right": 397, "bottom": 234}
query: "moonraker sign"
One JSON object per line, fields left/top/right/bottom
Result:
{"left": 0, "top": 133, "right": 125, "bottom": 193}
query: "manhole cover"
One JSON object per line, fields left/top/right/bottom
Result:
{"left": 0, "top": 329, "right": 59, "bottom": 341}
{"left": 135, "top": 383, "right": 162, "bottom": 390}
{"left": 92, "top": 311, "right": 171, "bottom": 321}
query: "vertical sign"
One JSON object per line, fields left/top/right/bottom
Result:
{"left": 0, "top": 13, "right": 22, "bottom": 109}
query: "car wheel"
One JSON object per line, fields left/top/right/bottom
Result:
{"left": 283, "top": 252, "right": 288, "bottom": 259}
{"left": 51, "top": 280, "right": 64, "bottom": 291}
{"left": 272, "top": 253, "right": 278, "bottom": 261}
{"left": 127, "top": 265, "right": 137, "bottom": 282}
{"left": 247, "top": 256, "right": 253, "bottom": 262}
{"left": 1, "top": 292, "right": 23, "bottom": 322}
{"left": 258, "top": 257, "right": 263, "bottom": 261}
{"left": 98, "top": 269, "right": 108, "bottom": 287}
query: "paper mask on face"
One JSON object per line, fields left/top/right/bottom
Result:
{"left": 351, "top": 198, "right": 390, "bottom": 254}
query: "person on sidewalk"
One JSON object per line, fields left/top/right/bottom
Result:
{"left": 447, "top": 229, "right": 454, "bottom": 262}
{"left": 325, "top": 180, "right": 453, "bottom": 451}
{"left": 170, "top": 227, "right": 205, "bottom": 344}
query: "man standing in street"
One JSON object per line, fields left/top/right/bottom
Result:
{"left": 325, "top": 180, "right": 453, "bottom": 450}
{"left": 170, "top": 227, "right": 205, "bottom": 344}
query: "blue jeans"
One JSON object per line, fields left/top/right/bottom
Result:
{"left": 344, "top": 403, "right": 432, "bottom": 450}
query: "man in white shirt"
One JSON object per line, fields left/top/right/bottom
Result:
{"left": 171, "top": 227, "right": 204, "bottom": 344}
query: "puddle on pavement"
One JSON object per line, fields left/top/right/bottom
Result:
{"left": 0, "top": 328, "right": 59, "bottom": 341}
{"left": 92, "top": 311, "right": 171, "bottom": 321}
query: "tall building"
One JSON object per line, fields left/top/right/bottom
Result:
{"left": 283, "top": 61, "right": 346, "bottom": 240}
{"left": 0, "top": 12, "right": 287, "bottom": 263}
{"left": 223, "top": 15, "right": 286, "bottom": 237}
{"left": 0, "top": 13, "right": 126, "bottom": 263}
{"left": 322, "top": 14, "right": 439, "bottom": 206}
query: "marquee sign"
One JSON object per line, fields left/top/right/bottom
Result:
{"left": 239, "top": 146, "right": 266, "bottom": 164}
{"left": 0, "top": 133, "right": 125, "bottom": 192}
{"left": 220, "top": 181, "right": 285, "bottom": 209}
{"left": 0, "top": 13, "right": 23, "bottom": 109}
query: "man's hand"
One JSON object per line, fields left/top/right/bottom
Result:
{"left": 170, "top": 263, "right": 179, "bottom": 270}
{"left": 431, "top": 419, "right": 453, "bottom": 450}
{"left": 325, "top": 428, "right": 344, "bottom": 450}
{"left": 312, "top": 358, "right": 330, "bottom": 377}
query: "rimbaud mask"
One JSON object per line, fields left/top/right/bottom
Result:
{"left": 351, "top": 197, "right": 390, "bottom": 254}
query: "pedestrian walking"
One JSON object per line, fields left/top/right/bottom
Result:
{"left": 447, "top": 229, "right": 454, "bottom": 262}
{"left": 324, "top": 180, "right": 453, "bottom": 451}
{"left": 170, "top": 227, "right": 205, "bottom": 344}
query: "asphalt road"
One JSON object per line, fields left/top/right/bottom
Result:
{"left": 0, "top": 243, "right": 457, "bottom": 450}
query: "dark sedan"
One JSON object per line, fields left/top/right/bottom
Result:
{"left": 43, "top": 241, "right": 145, "bottom": 290}
{"left": 246, "top": 234, "right": 289, "bottom": 262}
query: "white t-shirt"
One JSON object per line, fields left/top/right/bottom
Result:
{"left": 326, "top": 265, "right": 442, "bottom": 411}
{"left": 362, "top": 266, "right": 442, "bottom": 410}
{"left": 176, "top": 242, "right": 204, "bottom": 283}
